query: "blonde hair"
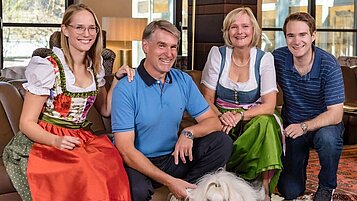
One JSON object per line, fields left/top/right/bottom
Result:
{"left": 222, "top": 7, "right": 261, "bottom": 48}
{"left": 61, "top": 4, "right": 103, "bottom": 74}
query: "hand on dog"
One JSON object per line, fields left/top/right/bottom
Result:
{"left": 173, "top": 135, "right": 193, "bottom": 164}
{"left": 167, "top": 178, "right": 196, "bottom": 200}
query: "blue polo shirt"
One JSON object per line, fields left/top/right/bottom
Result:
{"left": 273, "top": 45, "right": 345, "bottom": 125}
{"left": 111, "top": 59, "right": 210, "bottom": 157}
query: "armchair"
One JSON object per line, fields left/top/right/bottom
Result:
{"left": 341, "top": 65, "right": 357, "bottom": 144}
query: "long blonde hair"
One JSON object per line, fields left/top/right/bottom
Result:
{"left": 60, "top": 4, "right": 103, "bottom": 74}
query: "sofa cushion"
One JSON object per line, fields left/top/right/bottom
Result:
{"left": 0, "top": 82, "right": 23, "bottom": 198}
{"left": 0, "top": 192, "right": 22, "bottom": 201}
{"left": 0, "top": 160, "right": 16, "bottom": 195}
{"left": 0, "top": 82, "right": 23, "bottom": 153}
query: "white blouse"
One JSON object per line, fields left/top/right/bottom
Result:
{"left": 201, "top": 46, "right": 278, "bottom": 96}
{"left": 23, "top": 47, "right": 106, "bottom": 95}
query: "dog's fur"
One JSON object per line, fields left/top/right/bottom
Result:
{"left": 168, "top": 169, "right": 265, "bottom": 201}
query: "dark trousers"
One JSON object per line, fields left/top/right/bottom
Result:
{"left": 125, "top": 131, "right": 233, "bottom": 201}
{"left": 277, "top": 122, "right": 344, "bottom": 199}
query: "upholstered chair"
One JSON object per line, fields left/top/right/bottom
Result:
{"left": 340, "top": 65, "right": 357, "bottom": 144}
{"left": 338, "top": 56, "right": 357, "bottom": 67}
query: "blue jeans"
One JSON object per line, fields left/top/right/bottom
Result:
{"left": 277, "top": 122, "right": 344, "bottom": 199}
{"left": 125, "top": 131, "right": 233, "bottom": 201}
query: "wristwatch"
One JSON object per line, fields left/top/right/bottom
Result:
{"left": 300, "top": 122, "right": 308, "bottom": 134}
{"left": 181, "top": 130, "right": 194, "bottom": 140}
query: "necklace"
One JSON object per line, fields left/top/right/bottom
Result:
{"left": 232, "top": 55, "right": 250, "bottom": 68}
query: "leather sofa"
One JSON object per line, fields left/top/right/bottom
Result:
{"left": 338, "top": 56, "right": 357, "bottom": 145}
{"left": 0, "top": 69, "right": 285, "bottom": 200}
{"left": 340, "top": 65, "right": 357, "bottom": 144}
{"left": 0, "top": 80, "right": 23, "bottom": 201}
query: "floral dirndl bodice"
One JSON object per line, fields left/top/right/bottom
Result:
{"left": 41, "top": 52, "right": 98, "bottom": 126}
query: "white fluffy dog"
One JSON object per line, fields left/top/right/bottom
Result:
{"left": 168, "top": 169, "right": 265, "bottom": 201}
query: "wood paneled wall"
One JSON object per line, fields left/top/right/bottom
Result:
{"left": 188, "top": 0, "right": 259, "bottom": 70}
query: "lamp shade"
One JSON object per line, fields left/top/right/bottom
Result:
{"left": 102, "top": 17, "right": 147, "bottom": 41}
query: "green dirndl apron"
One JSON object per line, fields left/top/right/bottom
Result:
{"left": 218, "top": 106, "right": 283, "bottom": 194}
{"left": 3, "top": 132, "right": 33, "bottom": 201}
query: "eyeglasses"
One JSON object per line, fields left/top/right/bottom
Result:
{"left": 67, "top": 24, "right": 99, "bottom": 35}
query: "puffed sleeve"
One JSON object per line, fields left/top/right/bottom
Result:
{"left": 201, "top": 46, "right": 222, "bottom": 90}
{"left": 260, "top": 52, "right": 278, "bottom": 96}
{"left": 96, "top": 57, "right": 106, "bottom": 88}
{"left": 23, "top": 56, "right": 55, "bottom": 95}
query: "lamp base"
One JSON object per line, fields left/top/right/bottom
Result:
{"left": 117, "top": 49, "right": 132, "bottom": 67}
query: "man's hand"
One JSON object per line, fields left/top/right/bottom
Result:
{"left": 167, "top": 178, "right": 197, "bottom": 199}
{"left": 284, "top": 123, "right": 305, "bottom": 139}
{"left": 172, "top": 134, "right": 193, "bottom": 164}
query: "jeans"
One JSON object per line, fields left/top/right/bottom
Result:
{"left": 277, "top": 122, "right": 344, "bottom": 199}
{"left": 125, "top": 131, "right": 233, "bottom": 201}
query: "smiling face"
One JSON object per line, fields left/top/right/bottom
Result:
{"left": 62, "top": 10, "right": 97, "bottom": 53}
{"left": 285, "top": 20, "right": 316, "bottom": 59}
{"left": 228, "top": 13, "right": 253, "bottom": 49}
{"left": 142, "top": 29, "right": 178, "bottom": 78}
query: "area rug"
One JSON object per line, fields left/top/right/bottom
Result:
{"left": 306, "top": 144, "right": 357, "bottom": 201}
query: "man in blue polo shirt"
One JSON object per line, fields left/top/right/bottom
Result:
{"left": 112, "top": 20, "right": 233, "bottom": 201}
{"left": 273, "top": 12, "right": 345, "bottom": 201}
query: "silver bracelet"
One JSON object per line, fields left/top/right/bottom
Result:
{"left": 239, "top": 110, "right": 244, "bottom": 121}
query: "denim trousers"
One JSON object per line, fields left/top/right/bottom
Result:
{"left": 125, "top": 131, "right": 233, "bottom": 201}
{"left": 277, "top": 122, "right": 344, "bottom": 199}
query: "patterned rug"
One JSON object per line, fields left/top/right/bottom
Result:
{"left": 306, "top": 144, "right": 357, "bottom": 201}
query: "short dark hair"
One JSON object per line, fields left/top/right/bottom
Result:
{"left": 283, "top": 12, "right": 316, "bottom": 36}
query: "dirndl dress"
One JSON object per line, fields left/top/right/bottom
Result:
{"left": 208, "top": 47, "right": 283, "bottom": 194}
{"left": 2, "top": 48, "right": 131, "bottom": 201}
{"left": 217, "top": 96, "right": 283, "bottom": 194}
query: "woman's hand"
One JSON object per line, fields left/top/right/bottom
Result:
{"left": 219, "top": 111, "right": 240, "bottom": 127}
{"left": 221, "top": 124, "right": 233, "bottom": 134}
{"left": 115, "top": 64, "right": 135, "bottom": 82}
{"left": 52, "top": 136, "right": 81, "bottom": 150}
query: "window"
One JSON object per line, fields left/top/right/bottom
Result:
{"left": 131, "top": 0, "right": 178, "bottom": 67}
{"left": 132, "top": 0, "right": 188, "bottom": 68}
{"left": 261, "top": 0, "right": 357, "bottom": 58}
{"left": 1, "top": 0, "right": 72, "bottom": 69}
